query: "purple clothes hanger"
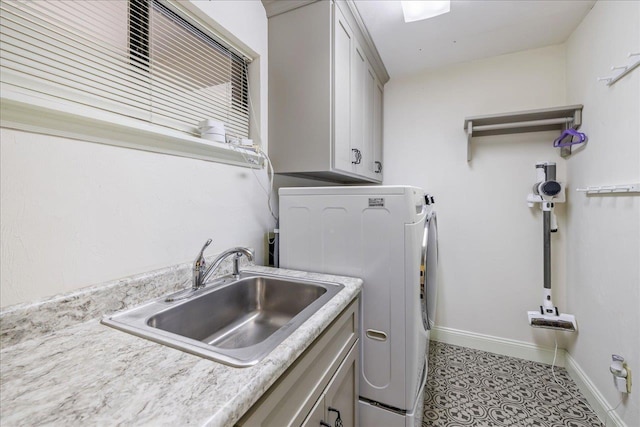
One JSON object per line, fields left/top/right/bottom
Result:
{"left": 554, "top": 128, "right": 587, "bottom": 147}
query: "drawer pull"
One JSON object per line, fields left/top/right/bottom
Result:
{"left": 366, "top": 329, "right": 387, "bottom": 341}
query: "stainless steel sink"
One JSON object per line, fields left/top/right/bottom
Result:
{"left": 102, "top": 272, "right": 344, "bottom": 367}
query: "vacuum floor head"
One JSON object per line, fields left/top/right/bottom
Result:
{"left": 528, "top": 311, "right": 577, "bottom": 332}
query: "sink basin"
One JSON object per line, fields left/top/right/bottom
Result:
{"left": 102, "top": 272, "right": 344, "bottom": 367}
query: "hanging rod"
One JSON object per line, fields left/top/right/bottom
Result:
{"left": 576, "top": 183, "right": 640, "bottom": 195}
{"left": 472, "top": 118, "right": 573, "bottom": 133}
{"left": 464, "top": 105, "right": 583, "bottom": 161}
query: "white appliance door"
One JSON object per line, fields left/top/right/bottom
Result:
{"left": 422, "top": 210, "right": 438, "bottom": 331}
{"left": 401, "top": 212, "right": 430, "bottom": 410}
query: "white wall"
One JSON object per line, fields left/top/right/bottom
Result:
{"left": 565, "top": 1, "right": 640, "bottom": 424}
{"left": 0, "top": 1, "right": 273, "bottom": 308}
{"left": 383, "top": 45, "right": 569, "bottom": 348}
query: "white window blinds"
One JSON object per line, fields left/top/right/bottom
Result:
{"left": 0, "top": 0, "right": 251, "bottom": 139}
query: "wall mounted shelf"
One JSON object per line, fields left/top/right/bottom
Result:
{"left": 464, "top": 105, "right": 584, "bottom": 161}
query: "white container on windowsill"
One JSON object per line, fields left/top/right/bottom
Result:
{"left": 201, "top": 133, "right": 226, "bottom": 143}
{"left": 199, "top": 119, "right": 226, "bottom": 143}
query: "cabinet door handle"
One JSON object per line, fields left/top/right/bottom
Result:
{"left": 320, "top": 422, "right": 331, "bottom": 427}
{"left": 328, "top": 407, "right": 343, "bottom": 427}
{"left": 351, "top": 149, "right": 362, "bottom": 165}
{"left": 374, "top": 161, "right": 382, "bottom": 173}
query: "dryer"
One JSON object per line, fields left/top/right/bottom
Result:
{"left": 279, "top": 185, "right": 438, "bottom": 427}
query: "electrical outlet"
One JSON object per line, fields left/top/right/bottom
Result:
{"left": 264, "top": 232, "right": 276, "bottom": 267}
{"left": 623, "top": 362, "right": 632, "bottom": 394}
{"left": 610, "top": 355, "right": 632, "bottom": 393}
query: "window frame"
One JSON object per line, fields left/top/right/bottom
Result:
{"left": 0, "top": 0, "right": 262, "bottom": 168}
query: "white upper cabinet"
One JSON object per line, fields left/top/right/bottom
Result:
{"left": 266, "top": 0, "right": 389, "bottom": 183}
{"left": 373, "top": 81, "right": 384, "bottom": 176}
{"left": 350, "top": 37, "right": 366, "bottom": 177}
{"left": 334, "top": 8, "right": 353, "bottom": 174}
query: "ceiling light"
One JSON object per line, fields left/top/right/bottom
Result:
{"left": 401, "top": 0, "right": 450, "bottom": 23}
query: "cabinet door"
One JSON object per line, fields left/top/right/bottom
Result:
{"left": 363, "top": 64, "right": 376, "bottom": 178}
{"left": 333, "top": 6, "right": 352, "bottom": 173}
{"left": 372, "top": 80, "right": 383, "bottom": 179}
{"left": 302, "top": 343, "right": 358, "bottom": 427}
{"left": 324, "top": 343, "right": 358, "bottom": 427}
{"left": 350, "top": 41, "right": 366, "bottom": 175}
{"left": 236, "top": 301, "right": 358, "bottom": 427}
{"left": 301, "top": 394, "right": 326, "bottom": 427}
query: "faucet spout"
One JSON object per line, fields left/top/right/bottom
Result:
{"left": 200, "top": 247, "right": 254, "bottom": 287}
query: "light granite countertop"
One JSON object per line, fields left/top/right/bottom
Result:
{"left": 0, "top": 264, "right": 362, "bottom": 426}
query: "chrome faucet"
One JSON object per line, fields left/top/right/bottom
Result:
{"left": 193, "top": 238, "right": 212, "bottom": 290}
{"left": 191, "top": 240, "right": 254, "bottom": 290}
{"left": 165, "top": 240, "right": 254, "bottom": 302}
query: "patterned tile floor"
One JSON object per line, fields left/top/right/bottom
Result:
{"left": 423, "top": 341, "right": 603, "bottom": 427}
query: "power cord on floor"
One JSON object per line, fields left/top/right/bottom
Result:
{"left": 550, "top": 334, "right": 580, "bottom": 407}
{"left": 551, "top": 333, "right": 565, "bottom": 387}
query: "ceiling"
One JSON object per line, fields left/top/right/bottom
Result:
{"left": 354, "top": 0, "right": 596, "bottom": 79}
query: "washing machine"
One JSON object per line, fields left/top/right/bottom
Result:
{"left": 279, "top": 185, "right": 439, "bottom": 427}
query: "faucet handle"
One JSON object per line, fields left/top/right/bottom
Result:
{"left": 193, "top": 239, "right": 212, "bottom": 289}
{"left": 195, "top": 239, "right": 212, "bottom": 265}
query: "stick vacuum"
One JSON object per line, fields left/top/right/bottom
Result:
{"left": 526, "top": 162, "right": 577, "bottom": 332}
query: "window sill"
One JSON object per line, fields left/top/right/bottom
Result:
{"left": 0, "top": 86, "right": 263, "bottom": 169}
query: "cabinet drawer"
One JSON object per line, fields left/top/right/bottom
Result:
{"left": 237, "top": 298, "right": 359, "bottom": 427}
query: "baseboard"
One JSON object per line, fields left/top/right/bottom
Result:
{"left": 431, "top": 326, "right": 566, "bottom": 367}
{"left": 565, "top": 353, "right": 627, "bottom": 427}
{"left": 431, "top": 326, "right": 628, "bottom": 426}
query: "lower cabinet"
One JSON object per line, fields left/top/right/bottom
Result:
{"left": 301, "top": 344, "right": 357, "bottom": 427}
{"left": 237, "top": 298, "right": 359, "bottom": 427}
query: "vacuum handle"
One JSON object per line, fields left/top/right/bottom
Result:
{"left": 543, "top": 210, "right": 551, "bottom": 290}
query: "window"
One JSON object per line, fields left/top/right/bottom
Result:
{"left": 1, "top": 0, "right": 253, "bottom": 155}
{"left": 129, "top": 0, "right": 250, "bottom": 137}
